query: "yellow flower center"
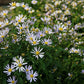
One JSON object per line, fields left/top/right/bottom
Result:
{"left": 71, "top": 50, "right": 74, "bottom": 52}
{"left": 18, "top": 63, "right": 22, "bottom": 67}
{"left": 33, "top": 1, "right": 36, "bottom": 4}
{"left": 11, "top": 80, "right": 15, "bottom": 83}
{"left": 35, "top": 29, "right": 39, "bottom": 32}
{"left": 26, "top": 8, "right": 29, "bottom": 11}
{"left": 20, "top": 27, "right": 23, "bottom": 29}
{"left": 21, "top": 53, "right": 25, "bottom": 56}
{"left": 45, "top": 30, "right": 48, "bottom": 34}
{"left": 1, "top": 35, "right": 4, "bottom": 38}
{"left": 15, "top": 23, "right": 18, "bottom": 26}
{"left": 26, "top": 69, "right": 29, "bottom": 72}
{"left": 45, "top": 42, "right": 48, "bottom": 44}
{"left": 3, "top": 13, "right": 6, "bottom": 16}
{"left": 74, "top": 50, "right": 78, "bottom": 53}
{"left": 59, "top": 27, "right": 63, "bottom": 31}
{"left": 32, "top": 28, "right": 35, "bottom": 31}
{"left": 18, "top": 19, "right": 21, "bottom": 22}
{"left": 6, "top": 23, "right": 9, "bottom": 25}
{"left": 36, "top": 51, "right": 40, "bottom": 55}
{"left": 40, "top": 34, "right": 43, "bottom": 37}
{"left": 29, "top": 37, "right": 33, "bottom": 40}
{"left": 20, "top": 32, "right": 22, "bottom": 34}
{"left": 8, "top": 68, "right": 12, "bottom": 72}
{"left": 70, "top": 74, "right": 73, "bottom": 77}
{"left": 12, "top": 3, "right": 16, "bottom": 6}
{"left": 30, "top": 11, "right": 33, "bottom": 14}
{"left": 22, "top": 5, "right": 26, "bottom": 8}
{"left": 0, "top": 25, "right": 1, "bottom": 27}
{"left": 33, "top": 41, "right": 36, "bottom": 44}
{"left": 5, "top": 46, "right": 8, "bottom": 49}
{"left": 30, "top": 74, "right": 34, "bottom": 78}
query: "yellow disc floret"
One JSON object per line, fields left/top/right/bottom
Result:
{"left": 36, "top": 51, "right": 40, "bottom": 55}
{"left": 8, "top": 68, "right": 12, "bottom": 72}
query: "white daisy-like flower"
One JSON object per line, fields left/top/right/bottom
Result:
{"left": 36, "top": 31, "right": 46, "bottom": 38}
{"left": 31, "top": 47, "right": 44, "bottom": 59}
{"left": 13, "top": 22, "right": 19, "bottom": 26}
{"left": 43, "top": 27, "right": 53, "bottom": 34}
{"left": 16, "top": 24, "right": 26, "bottom": 30}
{"left": 26, "top": 33, "right": 35, "bottom": 41}
{"left": 15, "top": 14, "right": 27, "bottom": 23}
{"left": 24, "top": 65, "right": 32, "bottom": 74}
{"left": 4, "top": 19, "right": 13, "bottom": 26}
{"left": 0, "top": 27, "right": 9, "bottom": 38}
{"left": 41, "top": 16, "right": 51, "bottom": 24}
{"left": 64, "top": 9, "right": 71, "bottom": 15}
{"left": 42, "top": 38, "right": 52, "bottom": 45}
{"left": 54, "top": 23, "right": 68, "bottom": 32}
{"left": 29, "top": 10, "right": 35, "bottom": 14}
{"left": 29, "top": 36, "right": 40, "bottom": 45}
{"left": 12, "top": 56, "right": 27, "bottom": 72}
{"left": 31, "top": 0, "right": 38, "bottom": 5}
{"left": 26, "top": 70, "right": 38, "bottom": 83}
{"left": 0, "top": 21, "right": 4, "bottom": 28}
{"left": 7, "top": 76, "right": 17, "bottom": 84}
{"left": 9, "top": 2, "right": 20, "bottom": 10}
{"left": 54, "top": 1, "right": 61, "bottom": 6}
{"left": 21, "top": 2, "right": 28, "bottom": 8}
{"left": 69, "top": 47, "right": 80, "bottom": 54}
{"left": 71, "top": 1, "right": 77, "bottom": 8}
{"left": 24, "top": 6, "right": 30, "bottom": 11}
{"left": 68, "top": 73, "right": 73, "bottom": 78}
{"left": 9, "top": 2, "right": 16, "bottom": 7}
{"left": 3, "top": 64, "right": 15, "bottom": 76}
{"left": 0, "top": 10, "right": 8, "bottom": 18}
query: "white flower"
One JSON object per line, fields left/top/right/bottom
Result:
{"left": 31, "top": 0, "right": 38, "bottom": 5}
{"left": 71, "top": 1, "right": 77, "bottom": 8}
{"left": 0, "top": 10, "right": 8, "bottom": 18}
{"left": 29, "top": 36, "right": 40, "bottom": 45}
{"left": 9, "top": 2, "right": 16, "bottom": 7}
{"left": 26, "top": 70, "right": 38, "bottom": 83}
{"left": 41, "top": 16, "right": 51, "bottom": 24}
{"left": 31, "top": 47, "right": 44, "bottom": 59}
{"left": 68, "top": 73, "right": 73, "bottom": 78}
{"left": 42, "top": 38, "right": 52, "bottom": 45}
{"left": 15, "top": 14, "right": 27, "bottom": 23}
{"left": 0, "top": 21, "right": 4, "bottom": 28}
{"left": 24, "top": 6, "right": 30, "bottom": 11}
{"left": 54, "top": 1, "right": 61, "bottom": 6}
{"left": 43, "top": 27, "right": 53, "bottom": 34}
{"left": 69, "top": 48, "right": 80, "bottom": 54}
{"left": 0, "top": 27, "right": 9, "bottom": 38}
{"left": 29, "top": 10, "right": 35, "bottom": 14}
{"left": 12, "top": 56, "right": 27, "bottom": 72}
{"left": 36, "top": 31, "right": 46, "bottom": 38}
{"left": 53, "top": 23, "right": 68, "bottom": 32}
{"left": 64, "top": 9, "right": 71, "bottom": 15}
{"left": 4, "top": 19, "right": 13, "bottom": 26}
{"left": 24, "top": 65, "right": 32, "bottom": 74}
{"left": 3, "top": 64, "right": 15, "bottom": 76}
{"left": 7, "top": 76, "right": 17, "bottom": 84}
{"left": 21, "top": 2, "right": 28, "bottom": 8}
{"left": 13, "top": 22, "right": 19, "bottom": 26}
{"left": 16, "top": 24, "right": 26, "bottom": 30}
{"left": 26, "top": 33, "right": 35, "bottom": 41}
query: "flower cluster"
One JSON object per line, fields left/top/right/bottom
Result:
{"left": 3, "top": 56, "right": 38, "bottom": 83}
